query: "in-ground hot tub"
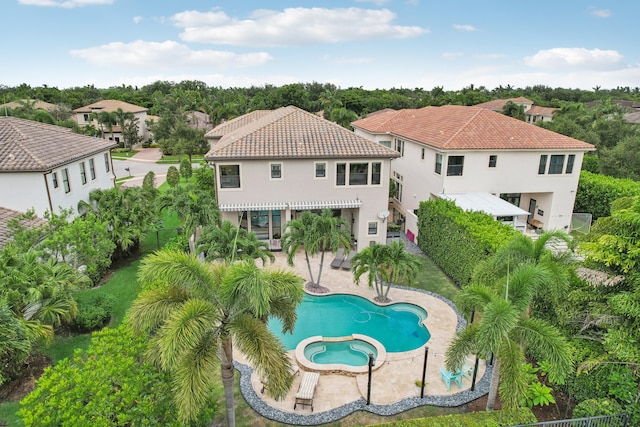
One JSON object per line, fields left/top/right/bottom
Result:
{"left": 295, "top": 334, "right": 386, "bottom": 375}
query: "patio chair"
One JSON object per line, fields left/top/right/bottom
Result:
{"left": 261, "top": 364, "right": 300, "bottom": 394}
{"left": 294, "top": 371, "right": 320, "bottom": 412}
{"left": 439, "top": 368, "right": 463, "bottom": 391}
{"left": 330, "top": 247, "right": 346, "bottom": 269}
{"left": 340, "top": 250, "right": 355, "bottom": 271}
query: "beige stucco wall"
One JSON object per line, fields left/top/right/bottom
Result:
{"left": 214, "top": 158, "right": 393, "bottom": 251}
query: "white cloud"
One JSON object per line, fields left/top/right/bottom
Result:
{"left": 173, "top": 7, "right": 429, "bottom": 47}
{"left": 524, "top": 48, "right": 623, "bottom": 70}
{"left": 453, "top": 24, "right": 477, "bottom": 32}
{"left": 70, "top": 40, "right": 272, "bottom": 69}
{"left": 442, "top": 52, "right": 463, "bottom": 60}
{"left": 133, "top": 16, "right": 142, "bottom": 24}
{"left": 18, "top": 0, "right": 112, "bottom": 7}
{"left": 589, "top": 8, "right": 611, "bottom": 18}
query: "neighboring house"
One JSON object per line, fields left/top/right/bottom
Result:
{"left": 351, "top": 105, "right": 595, "bottom": 240}
{"left": 0, "top": 99, "right": 57, "bottom": 113}
{"left": 73, "top": 100, "right": 149, "bottom": 144}
{"left": 586, "top": 99, "right": 640, "bottom": 124}
{"left": 186, "top": 110, "right": 213, "bottom": 132}
{"left": 204, "top": 105, "right": 399, "bottom": 252}
{"left": 474, "top": 97, "right": 558, "bottom": 124}
{"left": 0, "top": 206, "right": 47, "bottom": 248}
{"left": 0, "top": 117, "right": 117, "bottom": 218}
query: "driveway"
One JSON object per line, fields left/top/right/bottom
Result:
{"left": 114, "top": 148, "right": 171, "bottom": 188}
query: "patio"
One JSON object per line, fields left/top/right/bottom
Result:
{"left": 233, "top": 250, "right": 491, "bottom": 425}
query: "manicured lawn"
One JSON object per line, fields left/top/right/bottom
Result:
{"left": 111, "top": 150, "right": 139, "bottom": 159}
{"left": 156, "top": 154, "right": 204, "bottom": 164}
{"left": 0, "top": 402, "right": 22, "bottom": 427}
{"left": 407, "top": 255, "right": 460, "bottom": 302}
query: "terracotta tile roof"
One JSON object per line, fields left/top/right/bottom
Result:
{"left": 474, "top": 97, "right": 534, "bottom": 111}
{"left": 205, "top": 110, "right": 274, "bottom": 139}
{"left": 205, "top": 106, "right": 400, "bottom": 160}
{"left": 73, "top": 99, "right": 147, "bottom": 114}
{"left": 0, "top": 207, "right": 46, "bottom": 248}
{"left": 527, "top": 105, "right": 559, "bottom": 116}
{"left": 351, "top": 105, "right": 595, "bottom": 151}
{"left": 0, "top": 99, "right": 57, "bottom": 112}
{"left": 0, "top": 117, "right": 117, "bottom": 172}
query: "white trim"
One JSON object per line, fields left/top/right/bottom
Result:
{"left": 290, "top": 200, "right": 362, "bottom": 210}
{"left": 269, "top": 162, "right": 283, "bottom": 181}
{"left": 219, "top": 202, "right": 287, "bottom": 212}
{"left": 367, "top": 221, "right": 379, "bottom": 236}
{"left": 314, "top": 161, "right": 328, "bottom": 180}
{"left": 218, "top": 163, "right": 242, "bottom": 191}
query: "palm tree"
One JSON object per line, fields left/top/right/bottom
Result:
{"left": 351, "top": 241, "right": 421, "bottom": 302}
{"left": 196, "top": 221, "right": 274, "bottom": 265}
{"left": 158, "top": 186, "right": 221, "bottom": 236}
{"left": 128, "top": 250, "right": 304, "bottom": 426}
{"left": 281, "top": 209, "right": 351, "bottom": 290}
{"left": 446, "top": 262, "right": 573, "bottom": 411}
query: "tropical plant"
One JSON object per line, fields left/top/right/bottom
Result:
{"left": 196, "top": 221, "right": 274, "bottom": 265}
{"left": 158, "top": 185, "right": 220, "bottom": 236}
{"left": 351, "top": 241, "right": 420, "bottom": 302}
{"left": 0, "top": 300, "right": 31, "bottom": 387}
{"left": 128, "top": 250, "right": 304, "bottom": 426}
{"left": 446, "top": 262, "right": 573, "bottom": 411}
{"left": 166, "top": 165, "right": 180, "bottom": 187}
{"left": 180, "top": 158, "right": 193, "bottom": 181}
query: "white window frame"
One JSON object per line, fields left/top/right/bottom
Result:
{"left": 367, "top": 221, "right": 379, "bottom": 236}
{"left": 89, "top": 158, "right": 96, "bottom": 180}
{"left": 52, "top": 172, "right": 59, "bottom": 189}
{"left": 435, "top": 153, "right": 443, "bottom": 175}
{"left": 104, "top": 153, "right": 110, "bottom": 173}
{"left": 62, "top": 168, "right": 71, "bottom": 193}
{"left": 218, "top": 163, "right": 242, "bottom": 190}
{"left": 334, "top": 161, "right": 384, "bottom": 187}
{"left": 314, "top": 161, "right": 327, "bottom": 180}
{"left": 80, "top": 161, "right": 87, "bottom": 185}
{"left": 269, "top": 162, "right": 283, "bottom": 181}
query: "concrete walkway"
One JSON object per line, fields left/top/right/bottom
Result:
{"left": 129, "top": 147, "right": 163, "bottom": 162}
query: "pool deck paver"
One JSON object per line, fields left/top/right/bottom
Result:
{"left": 234, "top": 250, "right": 489, "bottom": 423}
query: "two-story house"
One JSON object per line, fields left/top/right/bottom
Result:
{"left": 73, "top": 100, "right": 150, "bottom": 144}
{"left": 474, "top": 97, "right": 558, "bottom": 124}
{"left": 0, "top": 117, "right": 117, "bottom": 218}
{"left": 204, "top": 106, "right": 399, "bottom": 252}
{"left": 351, "top": 105, "right": 595, "bottom": 240}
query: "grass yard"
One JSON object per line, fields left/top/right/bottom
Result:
{"left": 156, "top": 154, "right": 204, "bottom": 164}
{"left": 110, "top": 149, "right": 139, "bottom": 160}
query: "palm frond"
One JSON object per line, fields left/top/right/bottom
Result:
{"left": 477, "top": 298, "right": 518, "bottom": 355}
{"left": 445, "top": 323, "right": 481, "bottom": 373}
{"left": 128, "top": 286, "right": 191, "bottom": 334}
{"left": 497, "top": 338, "right": 529, "bottom": 410}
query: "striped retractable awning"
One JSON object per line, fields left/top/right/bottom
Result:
{"left": 289, "top": 200, "right": 361, "bottom": 210}
{"left": 218, "top": 202, "right": 288, "bottom": 212}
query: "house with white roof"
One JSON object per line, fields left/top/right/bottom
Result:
{"left": 204, "top": 106, "right": 399, "bottom": 252}
{"left": 73, "top": 100, "right": 150, "bottom": 144}
{"left": 351, "top": 105, "right": 595, "bottom": 241}
{"left": 0, "top": 117, "right": 117, "bottom": 218}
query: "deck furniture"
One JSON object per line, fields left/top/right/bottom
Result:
{"left": 340, "top": 250, "right": 355, "bottom": 271}
{"left": 261, "top": 364, "right": 299, "bottom": 394}
{"left": 294, "top": 371, "right": 320, "bottom": 411}
{"left": 439, "top": 368, "right": 463, "bottom": 391}
{"left": 330, "top": 247, "right": 345, "bottom": 269}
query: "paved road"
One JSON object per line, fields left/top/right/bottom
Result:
{"left": 113, "top": 148, "right": 200, "bottom": 188}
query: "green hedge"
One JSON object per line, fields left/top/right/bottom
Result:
{"left": 417, "top": 198, "right": 519, "bottom": 286}
{"left": 574, "top": 171, "right": 640, "bottom": 219}
{"left": 370, "top": 408, "right": 536, "bottom": 427}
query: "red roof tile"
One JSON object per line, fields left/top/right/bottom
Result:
{"left": 352, "top": 105, "right": 595, "bottom": 151}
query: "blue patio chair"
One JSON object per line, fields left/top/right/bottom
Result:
{"left": 439, "top": 368, "right": 463, "bottom": 391}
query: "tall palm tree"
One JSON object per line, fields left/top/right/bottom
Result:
{"left": 196, "top": 221, "right": 274, "bottom": 265}
{"left": 351, "top": 241, "right": 421, "bottom": 302}
{"left": 446, "top": 262, "right": 573, "bottom": 411}
{"left": 128, "top": 250, "right": 304, "bottom": 427}
{"left": 281, "top": 211, "right": 320, "bottom": 286}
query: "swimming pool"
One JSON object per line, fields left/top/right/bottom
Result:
{"left": 269, "top": 293, "right": 430, "bottom": 353}
{"left": 304, "top": 339, "right": 377, "bottom": 366}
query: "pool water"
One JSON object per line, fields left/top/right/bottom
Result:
{"left": 269, "top": 294, "right": 430, "bottom": 353}
{"left": 304, "top": 340, "right": 377, "bottom": 366}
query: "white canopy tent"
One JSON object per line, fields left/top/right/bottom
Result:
{"left": 436, "top": 192, "right": 530, "bottom": 231}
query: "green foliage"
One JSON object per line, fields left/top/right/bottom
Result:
{"left": 417, "top": 198, "right": 519, "bottom": 286}
{"left": 180, "top": 158, "right": 193, "bottom": 181}
{"left": 574, "top": 171, "right": 640, "bottom": 219}
{"left": 0, "top": 301, "right": 31, "bottom": 387}
{"left": 142, "top": 170, "right": 159, "bottom": 201}
{"left": 196, "top": 221, "right": 274, "bottom": 265}
{"left": 572, "top": 398, "right": 622, "bottom": 418}
{"left": 192, "top": 162, "right": 216, "bottom": 194}
{"left": 370, "top": 408, "right": 536, "bottom": 427}
{"left": 166, "top": 165, "right": 180, "bottom": 187}
{"left": 18, "top": 324, "right": 215, "bottom": 426}
{"left": 71, "top": 293, "right": 116, "bottom": 332}
{"left": 523, "top": 382, "right": 556, "bottom": 408}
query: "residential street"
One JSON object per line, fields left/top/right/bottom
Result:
{"left": 113, "top": 148, "right": 200, "bottom": 188}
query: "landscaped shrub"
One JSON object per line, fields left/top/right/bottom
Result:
{"left": 417, "top": 198, "right": 519, "bottom": 286}
{"left": 574, "top": 171, "right": 640, "bottom": 219}
{"left": 70, "top": 293, "right": 116, "bottom": 332}
{"left": 370, "top": 408, "right": 536, "bottom": 426}
{"left": 572, "top": 398, "right": 622, "bottom": 418}
{"left": 19, "top": 324, "right": 216, "bottom": 427}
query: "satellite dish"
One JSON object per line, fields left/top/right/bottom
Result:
{"left": 377, "top": 210, "right": 390, "bottom": 220}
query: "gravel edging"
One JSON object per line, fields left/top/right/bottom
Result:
{"left": 236, "top": 286, "right": 491, "bottom": 425}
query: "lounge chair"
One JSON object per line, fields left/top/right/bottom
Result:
{"left": 340, "top": 250, "right": 355, "bottom": 270}
{"left": 330, "top": 247, "right": 346, "bottom": 269}
{"left": 439, "top": 368, "right": 462, "bottom": 391}
{"left": 261, "top": 364, "right": 300, "bottom": 394}
{"left": 294, "top": 371, "right": 320, "bottom": 411}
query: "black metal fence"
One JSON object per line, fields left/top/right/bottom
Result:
{"left": 512, "top": 413, "right": 628, "bottom": 427}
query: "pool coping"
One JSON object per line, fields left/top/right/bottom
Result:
{"left": 236, "top": 285, "right": 492, "bottom": 425}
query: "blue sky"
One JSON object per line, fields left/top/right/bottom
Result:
{"left": 3, "top": 0, "right": 639, "bottom": 91}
